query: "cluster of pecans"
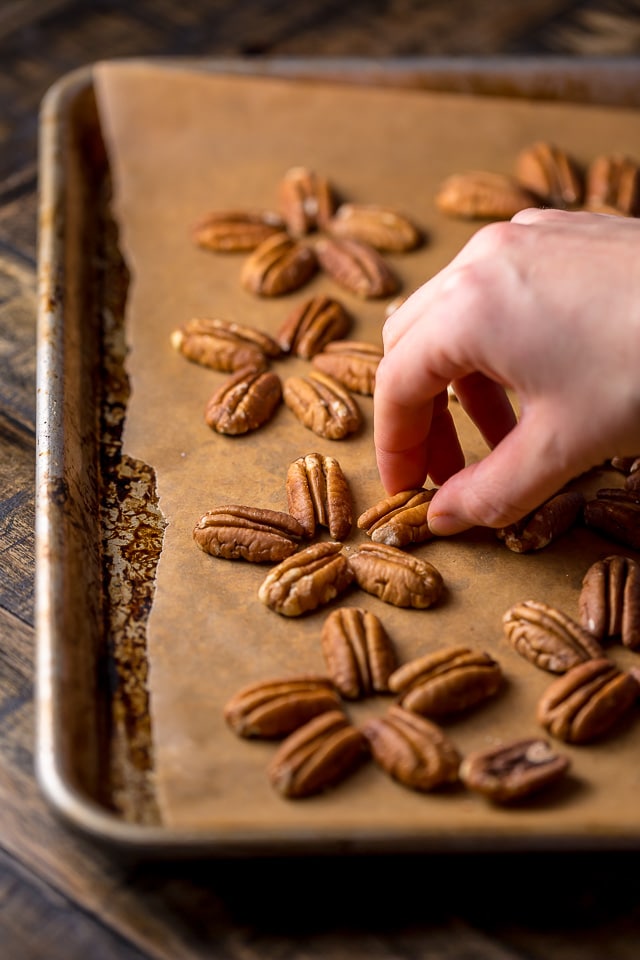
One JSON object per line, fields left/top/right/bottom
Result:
{"left": 192, "top": 164, "right": 424, "bottom": 299}
{"left": 435, "top": 140, "right": 640, "bottom": 220}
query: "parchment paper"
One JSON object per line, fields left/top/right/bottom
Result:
{"left": 94, "top": 61, "right": 640, "bottom": 840}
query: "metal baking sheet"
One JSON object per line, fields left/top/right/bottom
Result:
{"left": 36, "top": 57, "right": 640, "bottom": 855}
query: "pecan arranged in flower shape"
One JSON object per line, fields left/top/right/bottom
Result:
{"left": 192, "top": 209, "right": 286, "bottom": 252}
{"left": 240, "top": 232, "right": 318, "bottom": 297}
{"left": 223, "top": 675, "right": 341, "bottom": 739}
{"left": 537, "top": 658, "right": 640, "bottom": 744}
{"left": 347, "top": 542, "right": 443, "bottom": 609}
{"left": 579, "top": 554, "right": 640, "bottom": 650}
{"left": 502, "top": 599, "right": 603, "bottom": 673}
{"left": 315, "top": 235, "right": 399, "bottom": 299}
{"left": 171, "top": 317, "right": 282, "bottom": 373}
{"left": 204, "top": 365, "right": 282, "bottom": 435}
{"left": 583, "top": 488, "right": 640, "bottom": 550}
{"left": 361, "top": 705, "right": 461, "bottom": 792}
{"left": 459, "top": 737, "right": 571, "bottom": 804}
{"left": 327, "top": 203, "right": 423, "bottom": 252}
{"left": 321, "top": 606, "right": 397, "bottom": 700}
{"left": 357, "top": 487, "right": 437, "bottom": 548}
{"left": 497, "top": 490, "right": 585, "bottom": 553}
{"left": 283, "top": 369, "right": 362, "bottom": 440}
{"left": 277, "top": 165, "right": 337, "bottom": 237}
{"left": 586, "top": 154, "right": 640, "bottom": 217}
{"left": 276, "top": 295, "right": 352, "bottom": 359}
{"left": 286, "top": 452, "right": 352, "bottom": 541}
{"left": 193, "top": 505, "right": 304, "bottom": 563}
{"left": 515, "top": 141, "right": 584, "bottom": 209}
{"left": 267, "top": 709, "right": 368, "bottom": 798}
{"left": 311, "top": 339, "right": 382, "bottom": 396}
{"left": 388, "top": 646, "right": 504, "bottom": 717}
{"left": 258, "top": 540, "right": 354, "bottom": 617}
{"left": 435, "top": 171, "right": 539, "bottom": 220}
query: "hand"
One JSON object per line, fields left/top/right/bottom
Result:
{"left": 374, "top": 208, "right": 640, "bottom": 535}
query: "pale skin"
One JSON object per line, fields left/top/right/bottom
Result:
{"left": 374, "top": 208, "right": 640, "bottom": 536}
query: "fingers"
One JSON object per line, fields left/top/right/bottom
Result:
{"left": 452, "top": 373, "right": 518, "bottom": 449}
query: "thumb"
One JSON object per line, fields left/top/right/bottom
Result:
{"left": 427, "top": 408, "right": 586, "bottom": 535}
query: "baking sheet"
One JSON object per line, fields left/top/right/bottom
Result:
{"left": 36, "top": 58, "right": 640, "bottom": 853}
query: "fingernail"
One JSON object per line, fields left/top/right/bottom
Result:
{"left": 428, "top": 513, "right": 470, "bottom": 537}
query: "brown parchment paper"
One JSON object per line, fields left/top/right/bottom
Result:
{"left": 93, "top": 61, "right": 640, "bottom": 842}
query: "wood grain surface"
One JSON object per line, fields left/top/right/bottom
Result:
{"left": 3, "top": 1, "right": 640, "bottom": 957}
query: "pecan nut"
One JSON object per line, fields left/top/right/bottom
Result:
{"left": 347, "top": 542, "right": 444, "bottom": 609}
{"left": 320, "top": 606, "right": 397, "bottom": 700}
{"left": 585, "top": 154, "right": 640, "bottom": 217}
{"left": 171, "top": 317, "right": 281, "bottom": 372}
{"left": 583, "top": 488, "right": 640, "bottom": 549}
{"left": 283, "top": 370, "right": 362, "bottom": 440}
{"left": 435, "top": 171, "right": 540, "bottom": 220}
{"left": 361, "top": 705, "right": 461, "bottom": 792}
{"left": 537, "top": 658, "right": 640, "bottom": 744}
{"left": 459, "top": 738, "right": 571, "bottom": 803}
{"left": 311, "top": 340, "right": 382, "bottom": 396}
{"left": 515, "top": 141, "right": 584, "bottom": 208}
{"left": 357, "top": 488, "right": 437, "bottom": 548}
{"left": 579, "top": 554, "right": 640, "bottom": 650}
{"left": 285, "top": 452, "right": 353, "bottom": 540}
{"left": 223, "top": 675, "right": 341, "bottom": 738}
{"left": 204, "top": 365, "right": 282, "bottom": 435}
{"left": 502, "top": 599, "right": 604, "bottom": 673}
{"left": 193, "top": 505, "right": 304, "bottom": 563}
{"left": 276, "top": 295, "right": 352, "bottom": 359}
{"left": 497, "top": 490, "right": 585, "bottom": 553}
{"left": 192, "top": 209, "right": 285, "bottom": 251}
{"left": 240, "top": 231, "right": 318, "bottom": 297}
{"left": 315, "top": 235, "right": 399, "bottom": 299}
{"left": 267, "top": 709, "right": 368, "bottom": 798}
{"left": 277, "top": 166, "right": 337, "bottom": 237}
{"left": 388, "top": 646, "right": 503, "bottom": 717}
{"left": 327, "top": 203, "right": 423, "bottom": 252}
{"left": 258, "top": 540, "right": 355, "bottom": 617}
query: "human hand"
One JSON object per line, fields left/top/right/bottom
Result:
{"left": 374, "top": 208, "right": 640, "bottom": 535}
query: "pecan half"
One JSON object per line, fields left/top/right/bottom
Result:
{"left": 311, "top": 340, "right": 382, "bottom": 395}
{"left": 537, "top": 658, "right": 640, "bottom": 744}
{"left": 193, "top": 505, "right": 304, "bottom": 562}
{"left": 321, "top": 607, "right": 397, "bottom": 699}
{"left": 515, "top": 141, "right": 584, "bottom": 208}
{"left": 267, "top": 710, "right": 368, "bottom": 798}
{"left": 357, "top": 488, "right": 437, "bottom": 548}
{"left": 327, "top": 203, "right": 423, "bottom": 252}
{"left": 497, "top": 490, "right": 585, "bottom": 553}
{"left": 286, "top": 452, "right": 353, "bottom": 540}
{"left": 502, "top": 599, "right": 604, "bottom": 673}
{"left": 224, "top": 675, "right": 341, "bottom": 738}
{"left": 435, "top": 171, "right": 540, "bottom": 220}
{"left": 347, "top": 542, "right": 444, "bottom": 609}
{"left": 579, "top": 554, "right": 640, "bottom": 650}
{"left": 276, "top": 295, "right": 352, "bottom": 359}
{"left": 361, "top": 705, "right": 461, "bottom": 792}
{"left": 388, "top": 646, "right": 503, "bottom": 717}
{"left": 283, "top": 370, "right": 362, "bottom": 440}
{"left": 192, "top": 209, "right": 285, "bottom": 251}
{"left": 170, "top": 317, "right": 281, "bottom": 372}
{"left": 459, "top": 738, "right": 570, "bottom": 803}
{"left": 583, "top": 488, "right": 640, "bottom": 550}
{"left": 240, "top": 231, "right": 318, "bottom": 297}
{"left": 204, "top": 366, "right": 282, "bottom": 435}
{"left": 258, "top": 540, "right": 355, "bottom": 617}
{"left": 277, "top": 166, "right": 337, "bottom": 237}
{"left": 315, "top": 235, "right": 399, "bottom": 299}
{"left": 585, "top": 154, "right": 640, "bottom": 217}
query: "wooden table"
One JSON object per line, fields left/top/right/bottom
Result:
{"left": 3, "top": 2, "right": 640, "bottom": 957}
